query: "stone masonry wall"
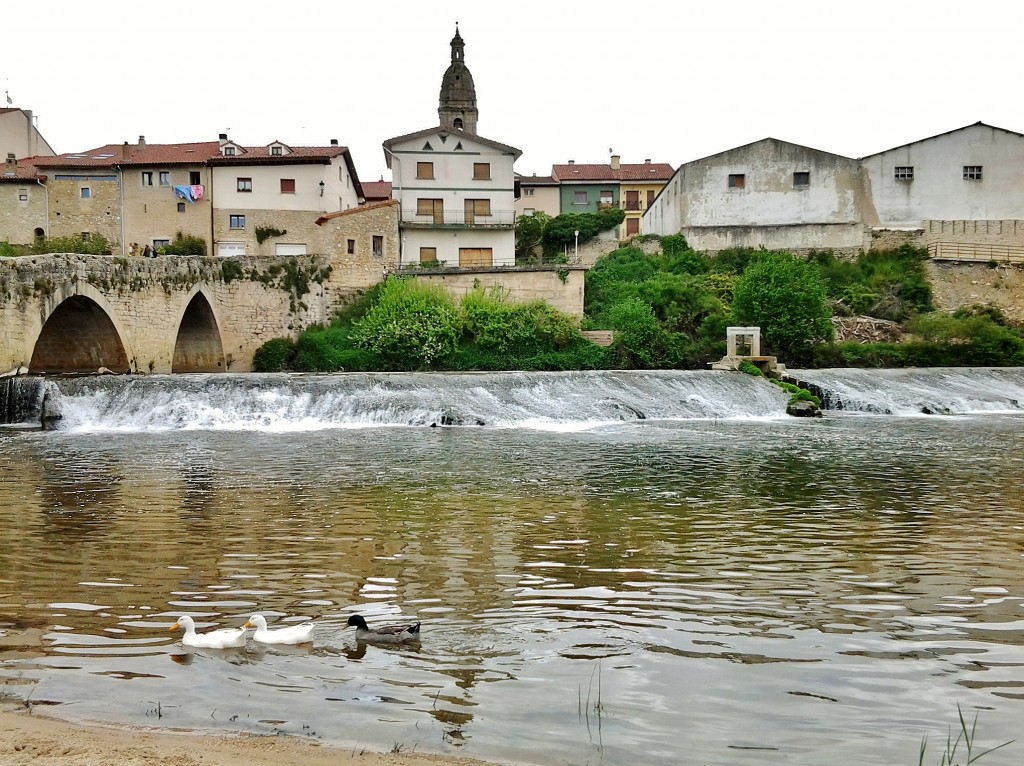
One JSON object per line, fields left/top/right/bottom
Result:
{"left": 413, "top": 267, "right": 586, "bottom": 317}
{"left": 47, "top": 179, "right": 121, "bottom": 247}
{"left": 0, "top": 182, "right": 47, "bottom": 244}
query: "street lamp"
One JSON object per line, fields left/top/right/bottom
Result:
{"left": 574, "top": 229, "right": 579, "bottom": 262}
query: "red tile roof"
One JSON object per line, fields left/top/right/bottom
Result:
{"left": 551, "top": 162, "right": 675, "bottom": 182}
{"left": 32, "top": 144, "right": 126, "bottom": 168}
{"left": 518, "top": 174, "right": 557, "bottom": 186}
{"left": 316, "top": 199, "right": 398, "bottom": 226}
{"left": 0, "top": 158, "right": 46, "bottom": 181}
{"left": 362, "top": 180, "right": 392, "bottom": 199}
{"left": 32, "top": 142, "right": 348, "bottom": 168}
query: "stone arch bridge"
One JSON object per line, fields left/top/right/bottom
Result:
{"left": 1, "top": 253, "right": 374, "bottom": 374}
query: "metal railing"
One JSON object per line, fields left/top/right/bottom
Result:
{"left": 401, "top": 209, "right": 515, "bottom": 227}
{"left": 928, "top": 241, "right": 1024, "bottom": 264}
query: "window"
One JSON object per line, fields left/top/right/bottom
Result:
{"left": 177, "top": 202, "right": 186, "bottom": 213}
{"left": 229, "top": 214, "right": 246, "bottom": 229}
{"left": 459, "top": 247, "right": 493, "bottom": 267}
{"left": 372, "top": 235, "right": 383, "bottom": 257}
{"left": 523, "top": 208, "right": 535, "bottom": 216}
{"left": 453, "top": 117, "right": 464, "bottom": 129}
{"left": 728, "top": 174, "right": 745, "bottom": 189}
{"left": 153, "top": 238, "right": 170, "bottom": 249}
{"left": 417, "top": 198, "right": 444, "bottom": 222}
{"left": 280, "top": 178, "right": 296, "bottom": 194}
{"left": 894, "top": 166, "right": 914, "bottom": 181}
{"left": 346, "top": 239, "right": 355, "bottom": 254}
{"left": 420, "top": 247, "right": 437, "bottom": 263}
{"left": 473, "top": 163, "right": 490, "bottom": 180}
{"left": 963, "top": 165, "right": 983, "bottom": 181}
{"left": 271, "top": 146, "right": 282, "bottom": 156}
{"left": 159, "top": 171, "right": 171, "bottom": 186}
{"left": 573, "top": 190, "right": 588, "bottom": 205}
{"left": 80, "top": 187, "right": 91, "bottom": 199}
{"left": 465, "top": 198, "right": 491, "bottom": 222}
{"left": 190, "top": 171, "right": 201, "bottom": 185}
{"left": 416, "top": 162, "right": 434, "bottom": 179}
{"left": 793, "top": 171, "right": 810, "bottom": 187}
{"left": 237, "top": 177, "right": 252, "bottom": 192}
{"left": 141, "top": 171, "right": 153, "bottom": 186}
{"left": 224, "top": 146, "right": 236, "bottom": 156}
{"left": 599, "top": 190, "right": 613, "bottom": 206}
{"left": 18, "top": 192, "right": 28, "bottom": 201}
{"left": 523, "top": 188, "right": 535, "bottom": 197}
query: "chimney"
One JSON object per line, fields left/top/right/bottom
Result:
{"left": 330, "top": 138, "right": 338, "bottom": 146}
{"left": 567, "top": 159, "right": 575, "bottom": 165}
{"left": 644, "top": 158, "right": 651, "bottom": 164}
{"left": 610, "top": 154, "right": 621, "bottom": 170}
{"left": 122, "top": 141, "right": 131, "bottom": 159}
{"left": 5, "top": 153, "right": 16, "bottom": 176}
{"left": 137, "top": 135, "right": 146, "bottom": 148}
{"left": 219, "top": 133, "right": 228, "bottom": 145}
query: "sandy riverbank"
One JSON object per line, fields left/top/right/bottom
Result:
{"left": 0, "top": 704, "right": 503, "bottom": 766}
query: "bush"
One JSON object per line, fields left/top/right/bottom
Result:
{"left": 251, "top": 337, "right": 296, "bottom": 372}
{"left": 32, "top": 234, "right": 113, "bottom": 255}
{"left": 349, "top": 277, "right": 462, "bottom": 369}
{"left": 160, "top": 232, "right": 207, "bottom": 256}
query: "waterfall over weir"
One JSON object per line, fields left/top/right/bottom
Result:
{"left": 4, "top": 368, "right": 1024, "bottom": 432}
{"left": 788, "top": 367, "right": 1024, "bottom": 415}
{"left": 1, "top": 371, "right": 790, "bottom": 432}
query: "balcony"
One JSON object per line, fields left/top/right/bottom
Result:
{"left": 622, "top": 200, "right": 646, "bottom": 212}
{"left": 401, "top": 210, "right": 515, "bottom": 228}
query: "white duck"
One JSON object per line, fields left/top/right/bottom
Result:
{"left": 243, "top": 614, "right": 316, "bottom": 645}
{"left": 169, "top": 615, "right": 248, "bottom": 649}
{"left": 346, "top": 614, "right": 421, "bottom": 644}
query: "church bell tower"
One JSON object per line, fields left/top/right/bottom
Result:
{"left": 438, "top": 25, "right": 478, "bottom": 134}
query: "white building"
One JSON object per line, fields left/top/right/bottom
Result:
{"left": 644, "top": 138, "right": 872, "bottom": 255}
{"left": 861, "top": 122, "right": 1024, "bottom": 228}
{"left": 382, "top": 27, "right": 521, "bottom": 268}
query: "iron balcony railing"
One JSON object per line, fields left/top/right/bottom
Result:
{"left": 401, "top": 209, "right": 516, "bottom": 227}
{"left": 928, "top": 241, "right": 1024, "bottom": 264}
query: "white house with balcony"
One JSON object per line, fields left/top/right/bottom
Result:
{"left": 382, "top": 26, "right": 521, "bottom": 268}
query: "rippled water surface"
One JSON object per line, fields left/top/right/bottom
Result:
{"left": 1, "top": 376, "right": 1023, "bottom": 765}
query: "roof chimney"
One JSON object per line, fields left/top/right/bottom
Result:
{"left": 122, "top": 141, "right": 131, "bottom": 159}
{"left": 567, "top": 159, "right": 575, "bottom": 165}
{"left": 610, "top": 154, "right": 621, "bottom": 170}
{"left": 644, "top": 158, "right": 651, "bottom": 164}
{"left": 330, "top": 138, "right": 338, "bottom": 146}
{"left": 137, "top": 135, "right": 146, "bottom": 148}
{"left": 219, "top": 133, "right": 228, "bottom": 144}
{"left": 5, "top": 153, "right": 16, "bottom": 175}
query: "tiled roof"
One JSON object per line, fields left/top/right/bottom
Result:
{"left": 551, "top": 162, "right": 675, "bottom": 182}
{"left": 315, "top": 199, "right": 398, "bottom": 226}
{"left": 33, "top": 142, "right": 348, "bottom": 168}
{"left": 362, "top": 180, "right": 392, "bottom": 199}
{"left": 32, "top": 144, "right": 126, "bottom": 168}
{"left": 117, "top": 141, "right": 221, "bottom": 165}
{"left": 518, "top": 174, "right": 557, "bottom": 186}
{"left": 208, "top": 145, "right": 346, "bottom": 165}
{"left": 0, "top": 158, "right": 45, "bottom": 181}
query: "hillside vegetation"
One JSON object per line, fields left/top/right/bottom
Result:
{"left": 254, "top": 237, "right": 1024, "bottom": 372}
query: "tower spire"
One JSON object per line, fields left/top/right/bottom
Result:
{"left": 438, "top": 25, "right": 477, "bottom": 134}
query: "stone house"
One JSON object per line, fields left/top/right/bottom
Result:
{"left": 0, "top": 154, "right": 48, "bottom": 244}
{"left": 0, "top": 107, "right": 55, "bottom": 160}
{"left": 382, "top": 27, "right": 521, "bottom": 268}
{"left": 29, "top": 148, "right": 122, "bottom": 246}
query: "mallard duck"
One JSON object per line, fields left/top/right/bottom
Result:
{"left": 169, "top": 615, "right": 248, "bottom": 649}
{"left": 243, "top": 614, "right": 315, "bottom": 645}
{"left": 346, "top": 614, "right": 421, "bottom": 644}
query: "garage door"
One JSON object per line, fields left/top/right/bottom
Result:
{"left": 275, "top": 243, "right": 308, "bottom": 256}
{"left": 217, "top": 242, "right": 246, "bottom": 257}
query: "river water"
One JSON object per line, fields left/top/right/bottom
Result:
{"left": 1, "top": 369, "right": 1022, "bottom": 765}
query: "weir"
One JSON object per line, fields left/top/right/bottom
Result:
{"left": 3, "top": 367, "right": 1024, "bottom": 431}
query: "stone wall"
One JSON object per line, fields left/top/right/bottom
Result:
{"left": 412, "top": 266, "right": 586, "bottom": 317}
{"left": 47, "top": 179, "right": 121, "bottom": 247}
{"left": 0, "top": 182, "right": 46, "bottom": 244}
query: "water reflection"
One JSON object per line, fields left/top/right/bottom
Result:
{"left": 0, "top": 416, "right": 1022, "bottom": 764}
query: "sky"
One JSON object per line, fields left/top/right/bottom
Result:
{"left": 4, "top": 1, "right": 1020, "bottom": 184}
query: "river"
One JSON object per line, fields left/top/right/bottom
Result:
{"left": 1, "top": 369, "right": 1022, "bottom": 765}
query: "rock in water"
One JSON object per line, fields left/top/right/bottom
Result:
{"left": 40, "top": 391, "right": 63, "bottom": 430}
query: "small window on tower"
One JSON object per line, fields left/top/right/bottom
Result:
{"left": 454, "top": 118, "right": 464, "bottom": 129}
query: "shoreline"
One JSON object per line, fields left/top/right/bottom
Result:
{"left": 0, "top": 703, "right": 505, "bottom": 766}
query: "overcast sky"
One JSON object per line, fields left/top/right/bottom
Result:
{"left": 5, "top": 1, "right": 1019, "bottom": 183}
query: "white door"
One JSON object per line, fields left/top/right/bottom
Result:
{"left": 275, "top": 243, "right": 308, "bottom": 256}
{"left": 217, "top": 242, "right": 246, "bottom": 257}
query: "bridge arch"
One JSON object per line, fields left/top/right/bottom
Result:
{"left": 172, "top": 286, "right": 226, "bottom": 373}
{"left": 30, "top": 286, "right": 135, "bottom": 374}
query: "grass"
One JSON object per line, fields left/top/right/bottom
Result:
{"left": 919, "top": 704, "right": 1014, "bottom": 765}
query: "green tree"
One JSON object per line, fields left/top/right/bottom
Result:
{"left": 515, "top": 211, "right": 551, "bottom": 262}
{"left": 731, "top": 252, "right": 833, "bottom": 358}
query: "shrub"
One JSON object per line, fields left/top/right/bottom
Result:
{"left": 349, "top": 277, "right": 462, "bottom": 368}
{"left": 251, "top": 337, "right": 295, "bottom": 372}
{"left": 161, "top": 232, "right": 206, "bottom": 256}
{"left": 32, "top": 234, "right": 112, "bottom": 255}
